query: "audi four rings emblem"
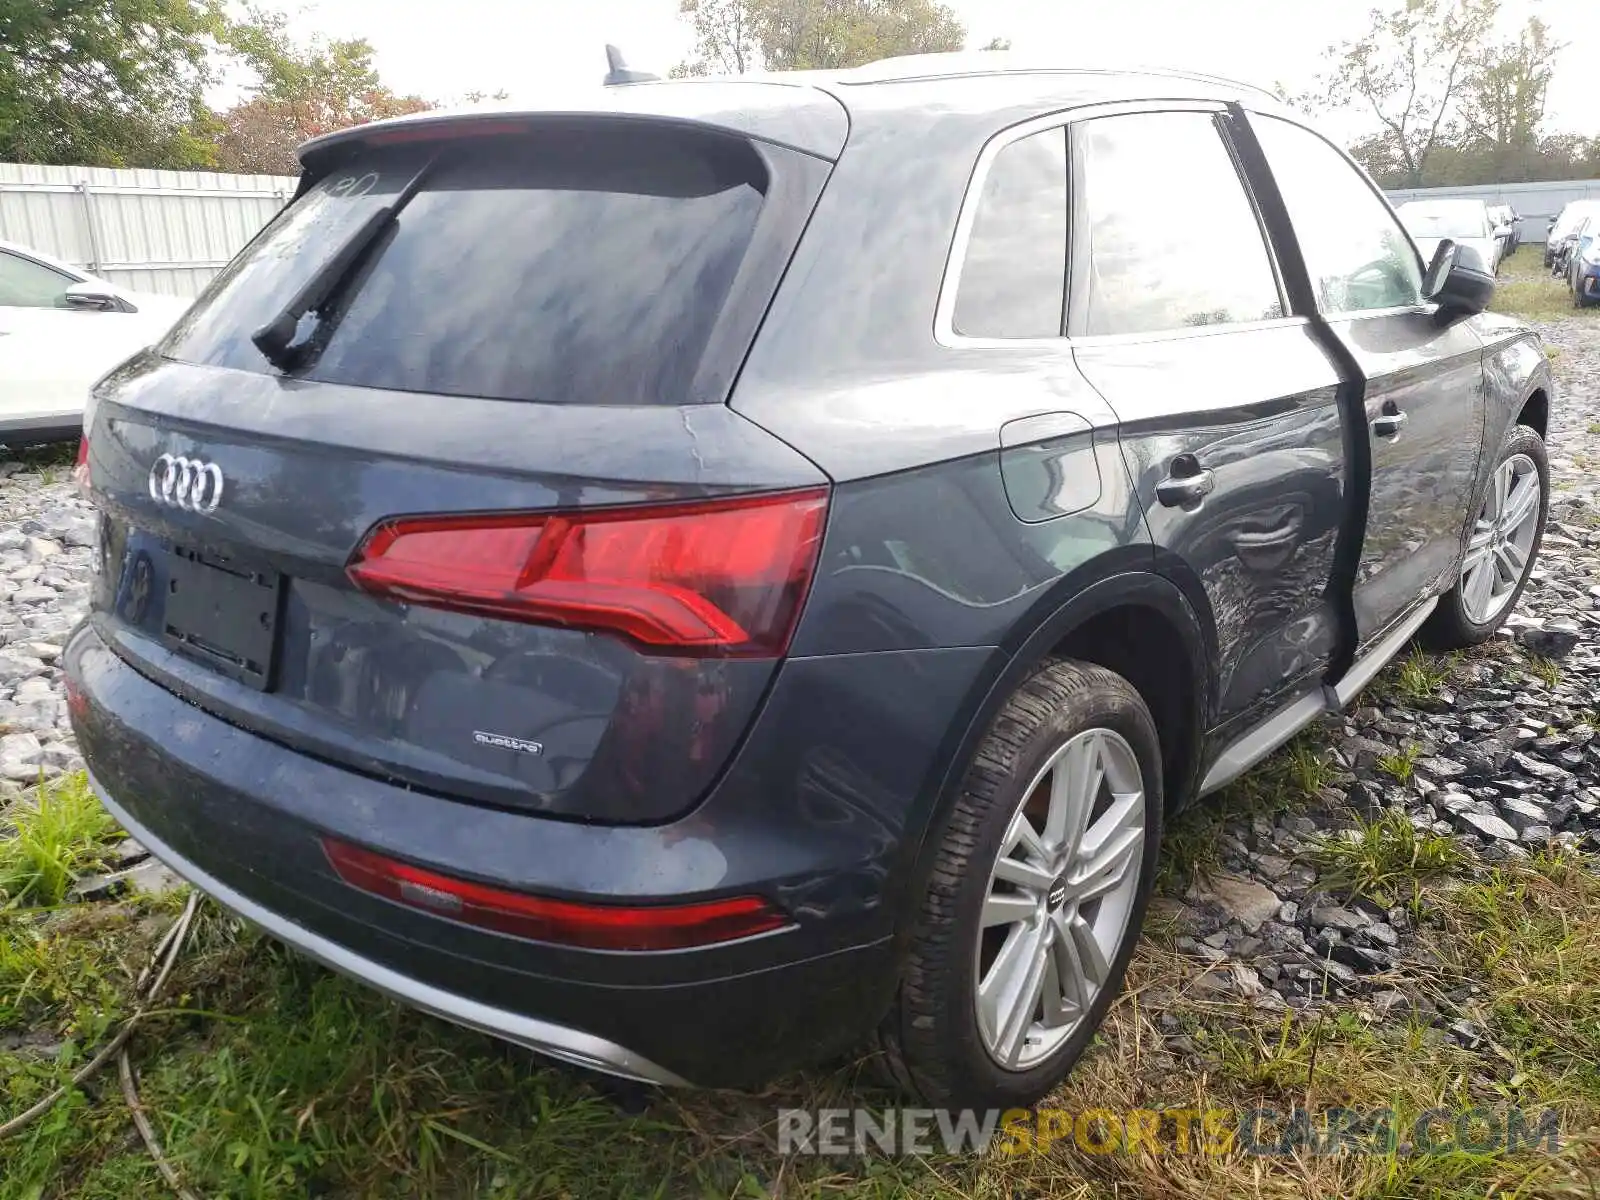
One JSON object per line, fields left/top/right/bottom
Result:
{"left": 148, "top": 454, "right": 225, "bottom": 514}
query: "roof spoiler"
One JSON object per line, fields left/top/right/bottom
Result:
{"left": 604, "top": 44, "right": 660, "bottom": 86}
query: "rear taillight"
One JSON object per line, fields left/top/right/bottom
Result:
{"left": 322, "top": 838, "right": 790, "bottom": 950}
{"left": 72, "top": 436, "right": 89, "bottom": 493}
{"left": 347, "top": 489, "right": 828, "bottom": 657}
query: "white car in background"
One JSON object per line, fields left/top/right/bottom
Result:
{"left": 0, "top": 239, "right": 189, "bottom": 444}
{"left": 1395, "top": 199, "right": 1505, "bottom": 274}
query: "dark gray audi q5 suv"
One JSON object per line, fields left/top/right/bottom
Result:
{"left": 67, "top": 55, "right": 1553, "bottom": 1108}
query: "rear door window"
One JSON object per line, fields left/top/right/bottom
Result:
{"left": 163, "top": 127, "right": 769, "bottom": 406}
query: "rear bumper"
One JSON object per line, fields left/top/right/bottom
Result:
{"left": 67, "top": 620, "right": 954, "bottom": 1087}
{"left": 92, "top": 778, "right": 689, "bottom": 1085}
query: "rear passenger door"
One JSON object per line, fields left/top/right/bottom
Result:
{"left": 1247, "top": 113, "right": 1487, "bottom": 647}
{"left": 1067, "top": 106, "right": 1349, "bottom": 734}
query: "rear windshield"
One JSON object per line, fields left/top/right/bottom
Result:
{"left": 163, "top": 126, "right": 768, "bottom": 406}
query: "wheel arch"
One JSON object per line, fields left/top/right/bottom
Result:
{"left": 1517, "top": 387, "right": 1549, "bottom": 439}
{"left": 891, "top": 566, "right": 1213, "bottom": 937}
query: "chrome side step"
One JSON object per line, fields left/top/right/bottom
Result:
{"left": 1198, "top": 597, "right": 1438, "bottom": 797}
{"left": 1331, "top": 597, "right": 1438, "bottom": 708}
{"left": 1198, "top": 687, "right": 1330, "bottom": 796}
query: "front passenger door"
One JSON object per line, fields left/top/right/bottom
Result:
{"left": 1248, "top": 114, "right": 1487, "bottom": 647}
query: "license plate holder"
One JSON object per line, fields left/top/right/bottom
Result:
{"left": 162, "top": 546, "right": 283, "bottom": 691}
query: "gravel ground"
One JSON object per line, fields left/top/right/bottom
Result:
{"left": 0, "top": 459, "right": 95, "bottom": 792}
{"left": 3, "top": 315, "right": 1597, "bottom": 1019}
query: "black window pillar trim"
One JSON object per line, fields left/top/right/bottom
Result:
{"left": 1221, "top": 101, "right": 1371, "bottom": 685}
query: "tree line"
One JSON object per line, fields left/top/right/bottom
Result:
{"left": 0, "top": 1, "right": 433, "bottom": 174}
{"left": 2, "top": 0, "right": 1594, "bottom": 186}
{"left": 1305, "top": 0, "right": 1595, "bottom": 188}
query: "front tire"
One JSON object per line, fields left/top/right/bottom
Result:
{"left": 1422, "top": 423, "right": 1548, "bottom": 650}
{"left": 876, "top": 660, "right": 1162, "bottom": 1107}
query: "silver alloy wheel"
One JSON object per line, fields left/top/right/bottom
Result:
{"left": 974, "top": 728, "right": 1145, "bottom": 1071}
{"left": 1461, "top": 452, "right": 1542, "bottom": 626}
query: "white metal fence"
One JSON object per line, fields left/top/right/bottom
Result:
{"left": 0, "top": 162, "right": 297, "bottom": 297}
{"left": 1384, "top": 179, "right": 1600, "bottom": 244}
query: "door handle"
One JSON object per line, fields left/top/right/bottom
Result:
{"left": 1156, "top": 456, "right": 1215, "bottom": 509}
{"left": 1372, "top": 405, "right": 1408, "bottom": 438}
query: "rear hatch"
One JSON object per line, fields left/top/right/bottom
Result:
{"left": 81, "top": 101, "right": 840, "bottom": 824}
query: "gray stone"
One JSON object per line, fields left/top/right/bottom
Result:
{"left": 1308, "top": 905, "right": 1370, "bottom": 933}
{"left": 1498, "top": 796, "right": 1551, "bottom": 832}
{"left": 1251, "top": 852, "right": 1293, "bottom": 880}
{"left": 1416, "top": 756, "right": 1469, "bottom": 781}
{"left": 1512, "top": 751, "right": 1569, "bottom": 782}
{"left": 0, "top": 654, "right": 43, "bottom": 682}
{"left": 1370, "top": 990, "right": 1411, "bottom": 1018}
{"left": 1339, "top": 735, "right": 1395, "bottom": 772}
{"left": 23, "top": 536, "right": 59, "bottom": 562}
{"left": 1186, "top": 873, "right": 1282, "bottom": 934}
{"left": 1452, "top": 809, "right": 1520, "bottom": 841}
{"left": 1360, "top": 922, "right": 1400, "bottom": 948}
{"left": 1519, "top": 619, "right": 1582, "bottom": 660}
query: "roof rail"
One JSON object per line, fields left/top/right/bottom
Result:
{"left": 848, "top": 50, "right": 1281, "bottom": 101}
{"left": 604, "top": 44, "right": 660, "bottom": 86}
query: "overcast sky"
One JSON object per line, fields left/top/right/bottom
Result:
{"left": 262, "top": 0, "right": 1600, "bottom": 141}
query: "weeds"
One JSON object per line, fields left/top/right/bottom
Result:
{"left": 5, "top": 763, "right": 1599, "bottom": 1197}
{"left": 1313, "top": 809, "right": 1468, "bottom": 907}
{"left": 1283, "top": 737, "right": 1337, "bottom": 798}
{"left": 1528, "top": 656, "right": 1562, "bottom": 688}
{"left": 1374, "top": 743, "right": 1420, "bottom": 784}
{"left": 0, "top": 774, "right": 118, "bottom": 908}
{"left": 1390, "top": 647, "right": 1451, "bottom": 705}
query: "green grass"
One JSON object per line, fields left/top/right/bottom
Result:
{"left": 1528, "top": 656, "right": 1562, "bottom": 689}
{"left": 1387, "top": 647, "right": 1452, "bottom": 706}
{"left": 5, "top": 760, "right": 1597, "bottom": 1198}
{"left": 1374, "top": 744, "right": 1420, "bottom": 785}
{"left": 0, "top": 774, "right": 119, "bottom": 909}
{"left": 1491, "top": 244, "right": 1599, "bottom": 320}
{"left": 1312, "top": 809, "right": 1469, "bottom": 908}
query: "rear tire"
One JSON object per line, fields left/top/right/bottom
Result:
{"left": 875, "top": 659, "right": 1162, "bottom": 1107}
{"left": 1422, "top": 423, "right": 1548, "bottom": 650}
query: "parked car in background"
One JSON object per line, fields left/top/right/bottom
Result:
{"left": 69, "top": 59, "right": 1552, "bottom": 1108}
{"left": 1487, "top": 203, "right": 1520, "bottom": 256}
{"left": 1396, "top": 199, "right": 1503, "bottom": 272}
{"left": 1546, "top": 200, "right": 1600, "bottom": 271}
{"left": 0, "top": 240, "right": 188, "bottom": 444}
{"left": 1567, "top": 215, "right": 1600, "bottom": 308}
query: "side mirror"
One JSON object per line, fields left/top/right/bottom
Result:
{"left": 1424, "top": 240, "right": 1494, "bottom": 323}
{"left": 63, "top": 281, "right": 130, "bottom": 312}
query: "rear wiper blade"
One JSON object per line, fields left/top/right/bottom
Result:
{"left": 251, "top": 158, "right": 436, "bottom": 371}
